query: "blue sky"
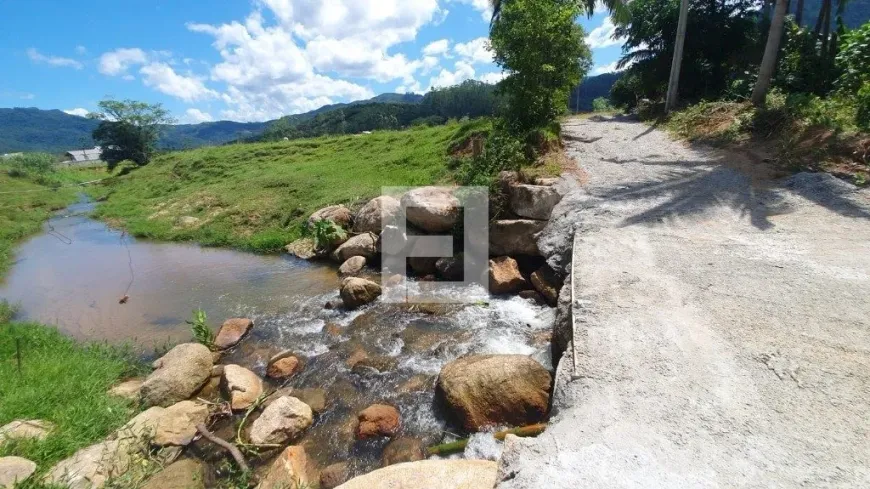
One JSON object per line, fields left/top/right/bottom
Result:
{"left": 0, "top": 0, "right": 625, "bottom": 123}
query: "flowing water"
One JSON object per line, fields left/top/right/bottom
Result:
{"left": 0, "top": 197, "right": 554, "bottom": 477}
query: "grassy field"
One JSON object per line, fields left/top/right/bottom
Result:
{"left": 0, "top": 166, "right": 106, "bottom": 279}
{"left": 92, "top": 123, "right": 468, "bottom": 252}
{"left": 0, "top": 302, "right": 141, "bottom": 478}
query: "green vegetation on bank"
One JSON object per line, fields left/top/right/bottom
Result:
{"left": 0, "top": 155, "right": 105, "bottom": 277}
{"left": 0, "top": 301, "right": 142, "bottom": 474}
{"left": 91, "top": 123, "right": 463, "bottom": 252}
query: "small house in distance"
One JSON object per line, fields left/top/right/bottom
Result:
{"left": 61, "top": 147, "right": 103, "bottom": 167}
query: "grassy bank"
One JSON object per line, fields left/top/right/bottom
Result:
{"left": 0, "top": 302, "right": 142, "bottom": 476}
{"left": 0, "top": 163, "right": 106, "bottom": 278}
{"left": 92, "top": 123, "right": 467, "bottom": 252}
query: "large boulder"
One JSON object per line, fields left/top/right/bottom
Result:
{"left": 435, "top": 256, "right": 464, "bottom": 281}
{"left": 140, "top": 343, "right": 213, "bottom": 407}
{"left": 0, "top": 420, "right": 55, "bottom": 442}
{"left": 266, "top": 350, "right": 303, "bottom": 379}
{"left": 489, "top": 220, "right": 547, "bottom": 257}
{"left": 142, "top": 459, "right": 204, "bottom": 489}
{"left": 437, "top": 355, "right": 552, "bottom": 431}
{"left": 257, "top": 446, "right": 317, "bottom": 489}
{"left": 488, "top": 256, "right": 527, "bottom": 295}
{"left": 214, "top": 318, "right": 253, "bottom": 350}
{"left": 222, "top": 365, "right": 264, "bottom": 411}
{"left": 530, "top": 265, "right": 561, "bottom": 306}
{"left": 308, "top": 205, "right": 352, "bottom": 229}
{"left": 108, "top": 379, "right": 144, "bottom": 402}
{"left": 354, "top": 196, "right": 402, "bottom": 233}
{"left": 338, "top": 256, "right": 367, "bottom": 277}
{"left": 249, "top": 396, "right": 313, "bottom": 445}
{"left": 335, "top": 460, "right": 497, "bottom": 489}
{"left": 153, "top": 401, "right": 209, "bottom": 447}
{"left": 401, "top": 187, "right": 459, "bottom": 233}
{"left": 117, "top": 406, "right": 166, "bottom": 441}
{"left": 44, "top": 439, "right": 135, "bottom": 489}
{"left": 507, "top": 183, "right": 562, "bottom": 220}
{"left": 340, "top": 278, "right": 382, "bottom": 309}
{"left": 332, "top": 233, "right": 378, "bottom": 262}
{"left": 0, "top": 456, "right": 37, "bottom": 488}
{"left": 356, "top": 404, "right": 400, "bottom": 439}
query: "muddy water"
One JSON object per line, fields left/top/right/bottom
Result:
{"left": 1, "top": 197, "right": 554, "bottom": 477}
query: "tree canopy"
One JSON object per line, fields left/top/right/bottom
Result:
{"left": 90, "top": 99, "right": 175, "bottom": 169}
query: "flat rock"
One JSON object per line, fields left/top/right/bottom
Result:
{"left": 338, "top": 256, "right": 367, "bottom": 277}
{"left": 222, "top": 364, "right": 263, "bottom": 411}
{"left": 44, "top": 439, "right": 135, "bottom": 489}
{"left": 108, "top": 379, "right": 144, "bottom": 401}
{"left": 142, "top": 459, "right": 204, "bottom": 489}
{"left": 153, "top": 401, "right": 209, "bottom": 446}
{"left": 0, "top": 419, "right": 55, "bottom": 442}
{"left": 401, "top": 187, "right": 459, "bottom": 233}
{"left": 257, "top": 446, "right": 317, "bottom": 489}
{"left": 284, "top": 238, "right": 317, "bottom": 260}
{"left": 507, "top": 183, "right": 562, "bottom": 220}
{"left": 214, "top": 318, "right": 253, "bottom": 349}
{"left": 0, "top": 456, "right": 37, "bottom": 488}
{"left": 489, "top": 220, "right": 546, "bottom": 257}
{"left": 140, "top": 343, "right": 213, "bottom": 407}
{"left": 249, "top": 396, "right": 313, "bottom": 445}
{"left": 266, "top": 350, "right": 303, "bottom": 379}
{"left": 354, "top": 195, "right": 402, "bottom": 233}
{"left": 340, "top": 277, "right": 382, "bottom": 309}
{"left": 437, "top": 354, "right": 551, "bottom": 431}
{"left": 529, "top": 265, "right": 560, "bottom": 306}
{"left": 335, "top": 460, "right": 497, "bottom": 489}
{"left": 332, "top": 233, "right": 378, "bottom": 262}
{"left": 308, "top": 205, "right": 352, "bottom": 229}
{"left": 117, "top": 406, "right": 166, "bottom": 441}
{"left": 356, "top": 404, "right": 400, "bottom": 439}
{"left": 489, "top": 256, "right": 527, "bottom": 294}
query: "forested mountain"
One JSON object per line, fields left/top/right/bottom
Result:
{"left": 569, "top": 73, "right": 622, "bottom": 112}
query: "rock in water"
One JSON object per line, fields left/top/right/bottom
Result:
{"left": 339, "top": 277, "right": 382, "bottom": 309}
{"left": 249, "top": 396, "right": 313, "bottom": 445}
{"left": 489, "top": 219, "right": 547, "bottom": 256}
{"left": 284, "top": 237, "right": 317, "bottom": 260}
{"left": 381, "top": 437, "right": 424, "bottom": 466}
{"left": 338, "top": 256, "right": 367, "bottom": 277}
{"left": 214, "top": 318, "right": 253, "bottom": 350}
{"left": 0, "top": 456, "right": 37, "bottom": 488}
{"left": 141, "top": 459, "right": 204, "bottom": 489}
{"left": 401, "top": 187, "right": 459, "bottom": 233}
{"left": 308, "top": 205, "right": 352, "bottom": 229}
{"left": 335, "top": 460, "right": 497, "bottom": 489}
{"left": 488, "top": 256, "right": 527, "bottom": 294}
{"left": 354, "top": 195, "right": 402, "bottom": 233}
{"left": 140, "top": 343, "right": 213, "bottom": 407}
{"left": 332, "top": 233, "right": 378, "bottom": 262}
{"left": 356, "top": 404, "right": 400, "bottom": 439}
{"left": 437, "top": 354, "right": 551, "bottom": 431}
{"left": 153, "top": 401, "right": 209, "bottom": 447}
{"left": 530, "top": 265, "right": 561, "bottom": 306}
{"left": 257, "top": 446, "right": 317, "bottom": 489}
{"left": 507, "top": 183, "right": 562, "bottom": 220}
{"left": 266, "top": 350, "right": 303, "bottom": 379}
{"left": 222, "top": 364, "right": 264, "bottom": 411}
{"left": 319, "top": 462, "right": 349, "bottom": 489}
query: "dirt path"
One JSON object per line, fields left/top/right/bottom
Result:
{"left": 499, "top": 115, "right": 870, "bottom": 488}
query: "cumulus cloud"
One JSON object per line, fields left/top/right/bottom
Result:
{"left": 478, "top": 71, "right": 506, "bottom": 84}
{"left": 63, "top": 108, "right": 90, "bottom": 117}
{"left": 591, "top": 61, "right": 621, "bottom": 75}
{"left": 139, "top": 63, "right": 217, "bottom": 102}
{"left": 183, "top": 108, "right": 214, "bottom": 123}
{"left": 450, "top": 0, "right": 492, "bottom": 21}
{"left": 75, "top": 45, "right": 87, "bottom": 55}
{"left": 423, "top": 39, "right": 450, "bottom": 56}
{"left": 99, "top": 48, "right": 148, "bottom": 76}
{"left": 428, "top": 60, "right": 476, "bottom": 90}
{"left": 27, "top": 48, "right": 83, "bottom": 69}
{"left": 585, "top": 18, "right": 624, "bottom": 49}
{"left": 455, "top": 37, "right": 492, "bottom": 64}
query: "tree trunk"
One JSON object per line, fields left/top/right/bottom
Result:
{"left": 813, "top": 0, "right": 830, "bottom": 37}
{"left": 751, "top": 0, "right": 789, "bottom": 106}
{"left": 665, "top": 0, "right": 690, "bottom": 113}
{"left": 821, "top": 0, "right": 832, "bottom": 54}
{"left": 795, "top": 0, "right": 805, "bottom": 25}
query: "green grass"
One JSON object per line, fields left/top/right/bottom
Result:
{"left": 92, "top": 123, "right": 467, "bottom": 252}
{"left": 0, "top": 166, "right": 107, "bottom": 279}
{"left": 0, "top": 301, "right": 142, "bottom": 477}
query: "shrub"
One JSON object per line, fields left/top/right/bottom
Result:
{"left": 187, "top": 308, "right": 215, "bottom": 348}
{"left": 592, "top": 97, "right": 613, "bottom": 112}
{"left": 836, "top": 21, "right": 870, "bottom": 93}
{"left": 857, "top": 83, "right": 870, "bottom": 131}
{"left": 309, "top": 219, "right": 347, "bottom": 251}
{"left": 454, "top": 125, "right": 527, "bottom": 186}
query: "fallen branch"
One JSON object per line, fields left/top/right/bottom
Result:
{"left": 426, "top": 423, "right": 548, "bottom": 456}
{"left": 196, "top": 423, "right": 250, "bottom": 473}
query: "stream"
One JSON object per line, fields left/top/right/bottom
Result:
{"left": 0, "top": 197, "right": 555, "bottom": 477}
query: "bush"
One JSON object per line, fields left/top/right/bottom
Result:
{"left": 454, "top": 125, "right": 527, "bottom": 186}
{"left": 836, "top": 21, "right": 870, "bottom": 93}
{"left": 592, "top": 97, "right": 613, "bottom": 112}
{"left": 857, "top": 83, "right": 870, "bottom": 131}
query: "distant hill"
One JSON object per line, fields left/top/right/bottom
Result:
{"left": 569, "top": 72, "right": 622, "bottom": 112}
{"left": 0, "top": 93, "right": 424, "bottom": 154}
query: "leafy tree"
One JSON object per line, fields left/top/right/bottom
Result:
{"left": 836, "top": 20, "right": 870, "bottom": 92}
{"left": 489, "top": 0, "right": 592, "bottom": 135}
{"left": 89, "top": 99, "right": 175, "bottom": 169}
{"left": 592, "top": 97, "right": 614, "bottom": 112}
{"left": 421, "top": 80, "right": 501, "bottom": 119}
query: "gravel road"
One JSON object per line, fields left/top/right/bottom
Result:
{"left": 499, "top": 115, "right": 870, "bottom": 488}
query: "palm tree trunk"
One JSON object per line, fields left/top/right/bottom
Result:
{"left": 751, "top": 0, "right": 789, "bottom": 106}
{"left": 795, "top": 0, "right": 805, "bottom": 25}
{"left": 665, "top": 0, "right": 689, "bottom": 113}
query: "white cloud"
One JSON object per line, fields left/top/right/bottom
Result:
{"left": 183, "top": 108, "right": 214, "bottom": 123}
{"left": 75, "top": 45, "right": 87, "bottom": 55}
{"left": 591, "top": 61, "right": 621, "bottom": 75}
{"left": 450, "top": 0, "right": 492, "bottom": 21}
{"left": 26, "top": 48, "right": 83, "bottom": 69}
{"left": 455, "top": 37, "right": 492, "bottom": 64}
{"left": 428, "top": 60, "right": 476, "bottom": 90}
{"left": 63, "top": 108, "right": 90, "bottom": 117}
{"left": 98, "top": 48, "right": 148, "bottom": 76}
{"left": 139, "top": 62, "right": 217, "bottom": 102}
{"left": 478, "top": 71, "right": 506, "bottom": 84}
{"left": 423, "top": 39, "right": 450, "bottom": 56}
{"left": 19, "top": 93, "right": 36, "bottom": 100}
{"left": 585, "top": 18, "right": 625, "bottom": 49}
